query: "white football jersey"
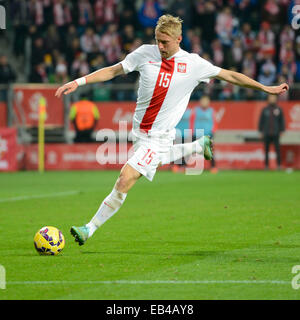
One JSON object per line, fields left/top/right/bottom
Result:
{"left": 121, "top": 45, "right": 221, "bottom": 140}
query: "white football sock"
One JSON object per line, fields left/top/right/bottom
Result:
{"left": 161, "top": 137, "right": 203, "bottom": 165}
{"left": 86, "top": 188, "right": 127, "bottom": 237}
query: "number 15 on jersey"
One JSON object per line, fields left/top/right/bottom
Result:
{"left": 158, "top": 72, "right": 172, "bottom": 88}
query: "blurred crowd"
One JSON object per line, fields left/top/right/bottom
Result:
{"left": 2, "top": 0, "right": 300, "bottom": 100}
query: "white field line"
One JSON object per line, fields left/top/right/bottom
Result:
{"left": 0, "top": 190, "right": 80, "bottom": 203}
{"left": 6, "top": 280, "right": 291, "bottom": 285}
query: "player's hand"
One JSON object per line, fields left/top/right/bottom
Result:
{"left": 55, "top": 81, "right": 78, "bottom": 98}
{"left": 263, "top": 83, "right": 289, "bottom": 95}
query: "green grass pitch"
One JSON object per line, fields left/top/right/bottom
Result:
{"left": 0, "top": 169, "right": 300, "bottom": 300}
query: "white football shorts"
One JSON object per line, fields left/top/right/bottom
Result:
{"left": 127, "top": 133, "right": 173, "bottom": 181}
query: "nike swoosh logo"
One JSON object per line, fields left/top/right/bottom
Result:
{"left": 148, "top": 61, "right": 159, "bottom": 64}
{"left": 137, "top": 162, "right": 145, "bottom": 167}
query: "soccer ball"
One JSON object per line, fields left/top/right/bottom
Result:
{"left": 34, "top": 226, "right": 65, "bottom": 255}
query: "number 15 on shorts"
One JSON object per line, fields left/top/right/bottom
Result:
{"left": 138, "top": 148, "right": 156, "bottom": 166}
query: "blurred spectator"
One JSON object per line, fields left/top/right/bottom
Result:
{"left": 219, "top": 67, "right": 241, "bottom": 100}
{"left": 261, "top": 0, "right": 282, "bottom": 30}
{"left": 0, "top": 56, "right": 16, "bottom": 84}
{"left": 28, "top": 0, "right": 45, "bottom": 31}
{"left": 234, "top": 0, "right": 258, "bottom": 25}
{"left": 43, "top": 0, "right": 53, "bottom": 26}
{"left": 71, "top": 53, "right": 90, "bottom": 79}
{"left": 29, "top": 63, "right": 48, "bottom": 83}
{"left": 55, "top": 56, "right": 69, "bottom": 83}
{"left": 80, "top": 27, "right": 101, "bottom": 59}
{"left": 169, "top": 0, "right": 192, "bottom": 28}
{"left": 138, "top": 0, "right": 162, "bottom": 28}
{"left": 44, "top": 54, "right": 55, "bottom": 82}
{"left": 229, "top": 38, "right": 243, "bottom": 70}
{"left": 279, "top": 25, "right": 295, "bottom": 47}
{"left": 279, "top": 59, "right": 297, "bottom": 86}
{"left": 99, "top": 24, "right": 121, "bottom": 64}
{"left": 90, "top": 54, "right": 106, "bottom": 73}
{"left": 27, "top": 24, "right": 40, "bottom": 44}
{"left": 119, "top": 7, "right": 140, "bottom": 31}
{"left": 66, "top": 37, "right": 82, "bottom": 73}
{"left": 102, "top": 0, "right": 119, "bottom": 25}
{"left": 192, "top": 0, "right": 216, "bottom": 45}
{"left": 65, "top": 24, "right": 79, "bottom": 50}
{"left": 186, "top": 29, "right": 203, "bottom": 55}
{"left": 94, "top": 0, "right": 105, "bottom": 25}
{"left": 142, "top": 27, "right": 155, "bottom": 44}
{"left": 122, "top": 24, "right": 136, "bottom": 53}
{"left": 258, "top": 57, "right": 276, "bottom": 87}
{"left": 258, "top": 94, "right": 285, "bottom": 170}
{"left": 157, "top": 0, "right": 168, "bottom": 14}
{"left": 279, "top": 40, "right": 295, "bottom": 64}
{"left": 31, "top": 37, "right": 46, "bottom": 67}
{"left": 211, "top": 39, "right": 224, "bottom": 66}
{"left": 11, "top": 0, "right": 31, "bottom": 57}
{"left": 257, "top": 21, "right": 275, "bottom": 60}
{"left": 242, "top": 51, "right": 256, "bottom": 79}
{"left": 0, "top": 55, "right": 17, "bottom": 100}
{"left": 45, "top": 24, "right": 61, "bottom": 52}
{"left": 129, "top": 38, "right": 143, "bottom": 52}
{"left": 78, "top": 0, "right": 94, "bottom": 27}
{"left": 239, "top": 23, "right": 256, "bottom": 52}
{"left": 53, "top": 0, "right": 72, "bottom": 31}
{"left": 215, "top": 7, "right": 237, "bottom": 47}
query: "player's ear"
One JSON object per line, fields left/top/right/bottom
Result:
{"left": 177, "top": 35, "right": 182, "bottom": 44}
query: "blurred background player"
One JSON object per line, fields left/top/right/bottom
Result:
{"left": 173, "top": 95, "right": 217, "bottom": 173}
{"left": 69, "top": 94, "right": 100, "bottom": 143}
{"left": 193, "top": 95, "right": 218, "bottom": 173}
{"left": 258, "top": 94, "right": 285, "bottom": 170}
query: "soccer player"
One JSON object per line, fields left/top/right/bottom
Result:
{"left": 55, "top": 15, "right": 288, "bottom": 245}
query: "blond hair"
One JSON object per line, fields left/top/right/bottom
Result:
{"left": 155, "top": 14, "right": 183, "bottom": 38}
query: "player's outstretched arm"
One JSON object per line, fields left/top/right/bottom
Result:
{"left": 215, "top": 69, "right": 289, "bottom": 95}
{"left": 55, "top": 63, "right": 125, "bottom": 98}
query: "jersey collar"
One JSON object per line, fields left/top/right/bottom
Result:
{"left": 165, "top": 48, "right": 183, "bottom": 60}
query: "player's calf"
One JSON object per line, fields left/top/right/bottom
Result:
{"left": 70, "top": 165, "right": 142, "bottom": 246}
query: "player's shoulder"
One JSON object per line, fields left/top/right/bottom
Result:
{"left": 132, "top": 44, "right": 157, "bottom": 55}
{"left": 177, "top": 50, "right": 209, "bottom": 64}
{"left": 189, "top": 52, "right": 211, "bottom": 64}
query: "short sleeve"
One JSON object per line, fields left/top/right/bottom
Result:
{"left": 192, "top": 54, "right": 221, "bottom": 83}
{"left": 120, "top": 45, "right": 146, "bottom": 74}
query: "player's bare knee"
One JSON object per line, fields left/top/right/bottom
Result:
{"left": 115, "top": 174, "right": 130, "bottom": 192}
{"left": 115, "top": 164, "right": 141, "bottom": 192}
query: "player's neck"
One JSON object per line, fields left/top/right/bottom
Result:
{"left": 164, "top": 47, "right": 181, "bottom": 60}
